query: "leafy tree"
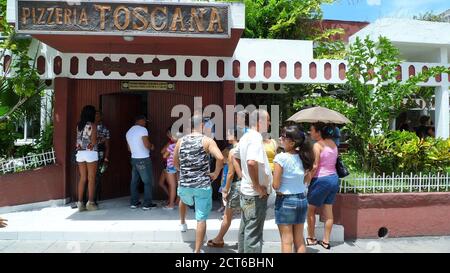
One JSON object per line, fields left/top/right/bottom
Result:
{"left": 413, "top": 11, "right": 448, "bottom": 23}
{"left": 243, "top": 0, "right": 345, "bottom": 59}
{"left": 244, "top": 0, "right": 334, "bottom": 39}
{"left": 0, "top": 0, "right": 45, "bottom": 123}
{"left": 0, "top": 0, "right": 48, "bottom": 157}
{"left": 239, "top": 0, "right": 347, "bottom": 123}
{"left": 294, "top": 36, "right": 450, "bottom": 172}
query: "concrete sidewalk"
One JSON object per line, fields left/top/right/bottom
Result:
{"left": 1, "top": 236, "right": 450, "bottom": 253}
{"left": 0, "top": 197, "right": 344, "bottom": 242}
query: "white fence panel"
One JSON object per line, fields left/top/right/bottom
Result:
{"left": 340, "top": 172, "right": 450, "bottom": 194}
{"left": 0, "top": 149, "right": 56, "bottom": 175}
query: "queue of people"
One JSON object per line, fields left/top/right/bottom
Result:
{"left": 74, "top": 105, "right": 341, "bottom": 253}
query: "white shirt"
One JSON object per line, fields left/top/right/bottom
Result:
{"left": 234, "top": 129, "right": 273, "bottom": 196}
{"left": 126, "top": 125, "right": 150, "bottom": 159}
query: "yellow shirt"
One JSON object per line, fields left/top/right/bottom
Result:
{"left": 264, "top": 139, "right": 277, "bottom": 172}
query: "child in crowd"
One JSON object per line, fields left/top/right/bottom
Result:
{"left": 159, "top": 127, "right": 174, "bottom": 204}
{"left": 217, "top": 147, "right": 230, "bottom": 213}
{"left": 162, "top": 130, "right": 182, "bottom": 209}
{"left": 208, "top": 129, "right": 241, "bottom": 248}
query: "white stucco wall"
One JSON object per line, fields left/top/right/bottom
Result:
{"left": 233, "top": 38, "right": 314, "bottom": 60}
{"left": 350, "top": 18, "right": 450, "bottom": 46}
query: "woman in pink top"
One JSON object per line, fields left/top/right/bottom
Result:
{"left": 306, "top": 123, "right": 339, "bottom": 250}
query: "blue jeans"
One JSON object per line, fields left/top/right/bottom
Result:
{"left": 130, "top": 157, "right": 154, "bottom": 206}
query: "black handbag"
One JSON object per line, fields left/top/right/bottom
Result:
{"left": 336, "top": 155, "right": 350, "bottom": 178}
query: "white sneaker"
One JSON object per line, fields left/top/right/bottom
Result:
{"left": 180, "top": 223, "right": 188, "bottom": 232}
{"left": 77, "top": 202, "right": 86, "bottom": 212}
{"left": 86, "top": 201, "right": 98, "bottom": 211}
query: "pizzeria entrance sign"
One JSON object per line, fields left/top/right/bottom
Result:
{"left": 16, "top": 0, "right": 230, "bottom": 38}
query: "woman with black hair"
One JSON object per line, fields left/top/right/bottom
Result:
{"left": 306, "top": 122, "right": 339, "bottom": 250}
{"left": 272, "top": 125, "right": 314, "bottom": 253}
{"left": 75, "top": 105, "right": 98, "bottom": 212}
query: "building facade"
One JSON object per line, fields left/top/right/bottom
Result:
{"left": 1, "top": 0, "right": 449, "bottom": 208}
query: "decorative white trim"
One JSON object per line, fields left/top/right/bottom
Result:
{"left": 1, "top": 39, "right": 449, "bottom": 90}
{"left": 236, "top": 83, "right": 286, "bottom": 94}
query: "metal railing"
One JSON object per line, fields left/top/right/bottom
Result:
{"left": 0, "top": 148, "right": 56, "bottom": 175}
{"left": 340, "top": 172, "right": 450, "bottom": 194}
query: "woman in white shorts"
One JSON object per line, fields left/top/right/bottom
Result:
{"left": 76, "top": 105, "right": 98, "bottom": 212}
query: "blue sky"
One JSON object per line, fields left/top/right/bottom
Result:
{"left": 322, "top": 0, "right": 449, "bottom": 22}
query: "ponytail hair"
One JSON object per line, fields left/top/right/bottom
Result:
{"left": 283, "top": 125, "right": 315, "bottom": 171}
{"left": 313, "top": 122, "right": 335, "bottom": 139}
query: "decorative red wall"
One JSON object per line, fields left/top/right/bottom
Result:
{"left": 0, "top": 165, "right": 65, "bottom": 207}
{"left": 333, "top": 193, "right": 450, "bottom": 239}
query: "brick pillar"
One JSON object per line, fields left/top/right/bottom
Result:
{"left": 53, "top": 77, "right": 70, "bottom": 198}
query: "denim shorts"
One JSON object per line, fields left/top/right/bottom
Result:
{"left": 307, "top": 174, "right": 340, "bottom": 207}
{"left": 274, "top": 193, "right": 308, "bottom": 225}
{"left": 178, "top": 186, "right": 212, "bottom": 221}
{"left": 165, "top": 166, "right": 177, "bottom": 174}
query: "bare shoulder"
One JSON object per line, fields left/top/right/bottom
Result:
{"left": 176, "top": 138, "right": 183, "bottom": 147}
{"left": 313, "top": 142, "right": 323, "bottom": 151}
{"left": 324, "top": 139, "right": 337, "bottom": 149}
{"left": 201, "top": 135, "right": 212, "bottom": 150}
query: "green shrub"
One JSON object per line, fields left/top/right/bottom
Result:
{"left": 0, "top": 121, "right": 20, "bottom": 159}
{"left": 34, "top": 123, "right": 53, "bottom": 152}
{"left": 365, "top": 131, "right": 450, "bottom": 174}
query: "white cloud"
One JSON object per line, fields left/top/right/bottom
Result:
{"left": 367, "top": 0, "right": 381, "bottom": 6}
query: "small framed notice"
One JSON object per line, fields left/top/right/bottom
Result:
{"left": 121, "top": 81, "right": 175, "bottom": 91}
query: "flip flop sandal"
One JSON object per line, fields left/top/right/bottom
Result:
{"left": 306, "top": 238, "right": 318, "bottom": 246}
{"left": 318, "top": 240, "right": 331, "bottom": 250}
{"left": 207, "top": 240, "right": 224, "bottom": 248}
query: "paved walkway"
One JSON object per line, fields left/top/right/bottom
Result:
{"left": 0, "top": 197, "right": 344, "bottom": 242}
{"left": 1, "top": 236, "right": 450, "bottom": 253}
{"left": 1, "top": 197, "right": 449, "bottom": 253}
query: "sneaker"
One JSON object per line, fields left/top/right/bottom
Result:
{"left": 130, "top": 201, "right": 142, "bottom": 209}
{"left": 77, "top": 202, "right": 86, "bottom": 212}
{"left": 142, "top": 203, "right": 157, "bottom": 210}
{"left": 163, "top": 205, "right": 175, "bottom": 210}
{"left": 180, "top": 223, "right": 188, "bottom": 232}
{"left": 86, "top": 201, "right": 98, "bottom": 211}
